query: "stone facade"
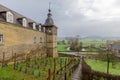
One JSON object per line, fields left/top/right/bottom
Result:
{"left": 0, "top": 21, "right": 47, "bottom": 62}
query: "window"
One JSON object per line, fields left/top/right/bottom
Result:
{"left": 43, "top": 27, "right": 45, "bottom": 32}
{"left": 22, "top": 18, "right": 27, "bottom": 27}
{"left": 39, "top": 25, "right": 41, "bottom": 31}
{"left": 0, "top": 34, "right": 4, "bottom": 45}
{"left": 40, "top": 37, "right": 42, "bottom": 43}
{"left": 34, "top": 36, "right": 36, "bottom": 44}
{"left": 48, "top": 28, "right": 52, "bottom": 33}
{"left": 6, "top": 11, "right": 14, "bottom": 23}
{"left": 33, "top": 23, "right": 36, "bottom": 30}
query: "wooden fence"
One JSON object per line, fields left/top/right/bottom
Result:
{"left": 56, "top": 59, "right": 80, "bottom": 80}
{"left": 46, "top": 57, "right": 80, "bottom": 80}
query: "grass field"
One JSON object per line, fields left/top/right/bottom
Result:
{"left": 57, "top": 44, "right": 102, "bottom": 52}
{"left": 58, "top": 44, "right": 70, "bottom": 52}
{"left": 0, "top": 65, "right": 36, "bottom": 80}
{"left": 85, "top": 59, "right": 120, "bottom": 75}
{"left": 80, "top": 39, "right": 106, "bottom": 47}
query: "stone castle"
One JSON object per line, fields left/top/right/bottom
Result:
{"left": 0, "top": 4, "right": 58, "bottom": 62}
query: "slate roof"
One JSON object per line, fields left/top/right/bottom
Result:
{"left": 44, "top": 9, "right": 54, "bottom": 26}
{"left": 112, "top": 44, "right": 120, "bottom": 50}
{"left": 0, "top": 4, "right": 40, "bottom": 27}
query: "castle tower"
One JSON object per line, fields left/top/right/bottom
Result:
{"left": 43, "top": 6, "right": 58, "bottom": 57}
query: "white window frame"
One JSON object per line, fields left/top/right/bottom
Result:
{"left": 38, "top": 25, "right": 41, "bottom": 31}
{"left": 22, "top": 18, "right": 27, "bottom": 27}
{"left": 6, "top": 11, "right": 14, "bottom": 23}
{"left": 33, "top": 23, "right": 36, "bottom": 30}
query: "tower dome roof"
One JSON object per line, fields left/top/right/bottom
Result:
{"left": 44, "top": 9, "right": 54, "bottom": 26}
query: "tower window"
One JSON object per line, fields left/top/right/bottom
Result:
{"left": 0, "top": 34, "right": 4, "bottom": 45}
{"left": 48, "top": 28, "right": 52, "bottom": 33}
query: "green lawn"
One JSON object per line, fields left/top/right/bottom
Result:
{"left": 0, "top": 65, "right": 37, "bottom": 80}
{"left": 85, "top": 59, "right": 120, "bottom": 75}
{"left": 58, "top": 44, "right": 70, "bottom": 52}
{"left": 80, "top": 39, "right": 106, "bottom": 47}
{"left": 58, "top": 44, "right": 99, "bottom": 52}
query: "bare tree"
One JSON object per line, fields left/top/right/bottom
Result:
{"left": 70, "top": 35, "right": 80, "bottom": 51}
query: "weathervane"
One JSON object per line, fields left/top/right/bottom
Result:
{"left": 49, "top": 2, "right": 51, "bottom": 12}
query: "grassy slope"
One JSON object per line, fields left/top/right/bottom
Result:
{"left": 0, "top": 65, "right": 37, "bottom": 80}
{"left": 85, "top": 59, "right": 120, "bottom": 75}
{"left": 0, "top": 57, "right": 72, "bottom": 80}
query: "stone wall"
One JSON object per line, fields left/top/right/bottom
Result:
{"left": 0, "top": 21, "right": 47, "bottom": 62}
{"left": 0, "top": 21, "right": 46, "bottom": 46}
{"left": 0, "top": 44, "right": 46, "bottom": 63}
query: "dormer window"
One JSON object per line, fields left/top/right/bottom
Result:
{"left": 38, "top": 25, "right": 41, "bottom": 31}
{"left": 6, "top": 11, "right": 14, "bottom": 23}
{"left": 17, "top": 17, "right": 27, "bottom": 27}
{"left": 29, "top": 22, "right": 36, "bottom": 30}
{"left": 43, "top": 27, "right": 45, "bottom": 32}
{"left": 33, "top": 23, "right": 36, "bottom": 30}
{"left": 22, "top": 18, "right": 27, "bottom": 27}
{"left": 41, "top": 27, "right": 45, "bottom": 32}
{"left": 36, "top": 24, "right": 42, "bottom": 31}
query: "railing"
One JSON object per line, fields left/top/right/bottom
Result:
{"left": 46, "top": 58, "right": 80, "bottom": 80}
{"left": 56, "top": 59, "right": 80, "bottom": 80}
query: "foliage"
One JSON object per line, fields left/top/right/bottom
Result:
{"left": 70, "top": 36, "right": 80, "bottom": 51}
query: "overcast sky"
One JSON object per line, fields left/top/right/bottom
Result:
{"left": 1, "top": 0, "right": 120, "bottom": 37}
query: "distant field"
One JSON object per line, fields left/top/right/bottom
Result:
{"left": 85, "top": 59, "right": 120, "bottom": 75}
{"left": 58, "top": 44, "right": 70, "bottom": 52}
{"left": 80, "top": 39, "right": 106, "bottom": 47}
{"left": 57, "top": 38, "right": 106, "bottom": 52}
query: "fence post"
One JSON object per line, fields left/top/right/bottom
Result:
{"left": 12, "top": 48, "right": 13, "bottom": 61}
{"left": 65, "top": 72, "right": 67, "bottom": 80}
{"left": 14, "top": 53, "right": 16, "bottom": 70}
{"left": 53, "top": 58, "right": 56, "bottom": 80}
{"left": 47, "top": 68, "right": 51, "bottom": 80}
{"left": 60, "top": 62, "right": 62, "bottom": 74}
{"left": 65, "top": 59, "right": 67, "bottom": 80}
{"left": 2, "top": 52, "right": 5, "bottom": 67}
